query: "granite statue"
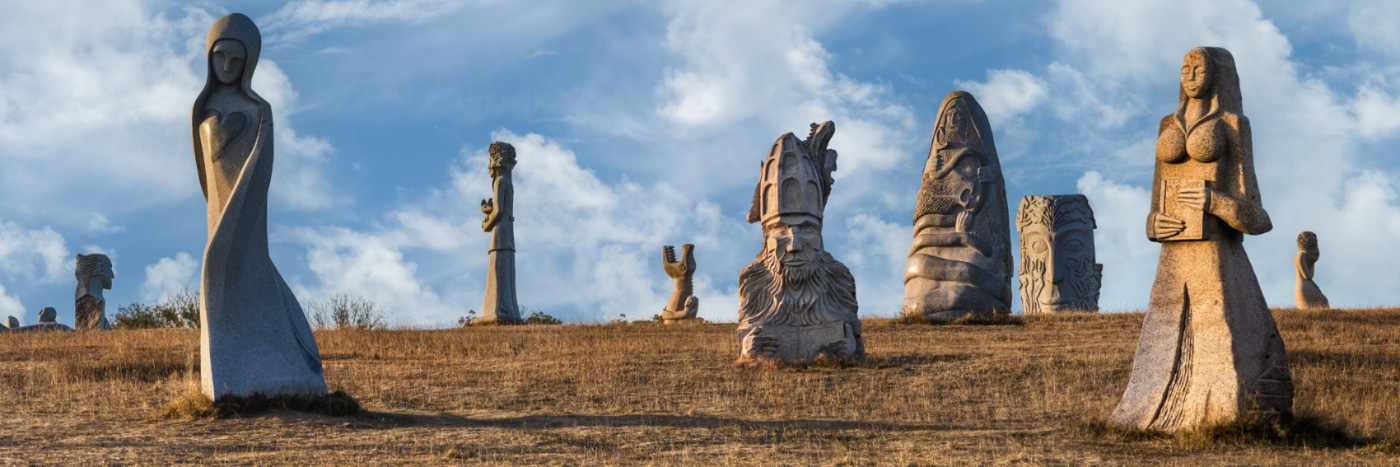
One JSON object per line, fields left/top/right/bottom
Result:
{"left": 1294, "top": 231, "right": 1329, "bottom": 309}
{"left": 5, "top": 308, "right": 74, "bottom": 333}
{"left": 74, "top": 253, "right": 114, "bottom": 330}
{"left": 1110, "top": 47, "right": 1291, "bottom": 431}
{"left": 475, "top": 142, "right": 523, "bottom": 325}
{"left": 902, "top": 91, "right": 1013, "bottom": 322}
{"left": 737, "top": 121, "right": 862, "bottom": 365}
{"left": 1016, "top": 195, "right": 1102, "bottom": 314}
{"left": 661, "top": 244, "right": 699, "bottom": 324}
{"left": 4, "top": 316, "right": 17, "bottom": 329}
{"left": 193, "top": 13, "right": 326, "bottom": 399}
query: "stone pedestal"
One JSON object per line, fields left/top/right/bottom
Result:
{"left": 738, "top": 320, "right": 861, "bottom": 363}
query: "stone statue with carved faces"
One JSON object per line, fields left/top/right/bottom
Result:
{"left": 737, "top": 121, "right": 862, "bottom": 365}
{"left": 1016, "top": 195, "right": 1102, "bottom": 314}
{"left": 74, "top": 253, "right": 115, "bottom": 330}
{"left": 1110, "top": 47, "right": 1291, "bottom": 432}
{"left": 902, "top": 91, "right": 1013, "bottom": 322}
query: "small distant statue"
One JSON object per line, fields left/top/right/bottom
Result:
{"left": 475, "top": 142, "right": 523, "bottom": 325}
{"left": 192, "top": 13, "right": 326, "bottom": 399}
{"left": 1016, "top": 195, "right": 1102, "bottom": 314}
{"left": 5, "top": 308, "right": 74, "bottom": 333}
{"left": 1110, "top": 47, "right": 1291, "bottom": 432}
{"left": 737, "top": 121, "right": 862, "bottom": 365}
{"left": 902, "top": 91, "right": 1013, "bottom": 322}
{"left": 1294, "top": 231, "right": 1329, "bottom": 309}
{"left": 74, "top": 253, "right": 114, "bottom": 330}
{"left": 661, "top": 244, "right": 699, "bottom": 323}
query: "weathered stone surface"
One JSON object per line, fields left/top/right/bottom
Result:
{"left": 661, "top": 244, "right": 699, "bottom": 324}
{"left": 1110, "top": 47, "right": 1292, "bottom": 432}
{"left": 737, "top": 121, "right": 862, "bottom": 365}
{"left": 474, "top": 142, "right": 523, "bottom": 326}
{"left": 1294, "top": 231, "right": 1329, "bottom": 309}
{"left": 74, "top": 253, "right": 114, "bottom": 330}
{"left": 1016, "top": 195, "right": 1102, "bottom": 314}
{"left": 193, "top": 13, "right": 326, "bottom": 399}
{"left": 38, "top": 307, "right": 57, "bottom": 323}
{"left": 902, "top": 92, "right": 1013, "bottom": 322}
{"left": 6, "top": 309, "right": 74, "bottom": 333}
{"left": 5, "top": 316, "right": 17, "bottom": 329}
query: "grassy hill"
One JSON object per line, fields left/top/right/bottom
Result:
{"left": 1, "top": 309, "right": 1397, "bottom": 465}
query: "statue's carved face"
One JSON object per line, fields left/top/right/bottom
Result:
{"left": 100, "top": 260, "right": 114, "bottom": 290}
{"left": 1181, "top": 50, "right": 1213, "bottom": 99}
{"left": 765, "top": 218, "right": 823, "bottom": 272}
{"left": 1020, "top": 217, "right": 1098, "bottom": 313}
{"left": 211, "top": 39, "right": 247, "bottom": 85}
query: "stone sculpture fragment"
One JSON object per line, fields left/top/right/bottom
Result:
{"left": 5, "top": 308, "right": 74, "bottom": 333}
{"left": 902, "top": 92, "right": 1013, "bottom": 322}
{"left": 737, "top": 121, "right": 862, "bottom": 365}
{"left": 1016, "top": 195, "right": 1102, "bottom": 314}
{"left": 661, "top": 244, "right": 699, "bottom": 324}
{"left": 475, "top": 142, "right": 523, "bottom": 325}
{"left": 1294, "top": 231, "right": 1329, "bottom": 309}
{"left": 1110, "top": 47, "right": 1292, "bottom": 432}
{"left": 193, "top": 13, "right": 326, "bottom": 399}
{"left": 74, "top": 253, "right": 114, "bottom": 330}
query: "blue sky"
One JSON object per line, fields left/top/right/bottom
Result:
{"left": 1, "top": 0, "right": 1398, "bottom": 327}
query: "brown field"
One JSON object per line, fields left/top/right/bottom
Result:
{"left": 1, "top": 308, "right": 1398, "bottom": 466}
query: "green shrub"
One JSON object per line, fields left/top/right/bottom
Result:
{"left": 308, "top": 294, "right": 386, "bottom": 330}
{"left": 524, "top": 311, "right": 562, "bottom": 325}
{"left": 114, "top": 287, "right": 200, "bottom": 329}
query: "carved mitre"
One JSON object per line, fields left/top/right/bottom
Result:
{"left": 747, "top": 121, "right": 837, "bottom": 227}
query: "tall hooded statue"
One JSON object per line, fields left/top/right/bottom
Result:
{"left": 192, "top": 13, "right": 327, "bottom": 399}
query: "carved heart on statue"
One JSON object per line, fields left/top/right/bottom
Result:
{"left": 201, "top": 110, "right": 247, "bottom": 159}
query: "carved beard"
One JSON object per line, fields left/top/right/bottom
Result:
{"left": 1021, "top": 256, "right": 1100, "bottom": 314}
{"left": 738, "top": 250, "right": 858, "bottom": 327}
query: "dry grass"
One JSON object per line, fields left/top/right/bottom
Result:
{"left": 0, "top": 308, "right": 1397, "bottom": 465}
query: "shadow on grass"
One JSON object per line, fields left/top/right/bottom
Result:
{"left": 164, "top": 390, "right": 360, "bottom": 420}
{"left": 885, "top": 314, "right": 1025, "bottom": 326}
{"left": 352, "top": 411, "right": 956, "bottom": 435}
{"left": 1080, "top": 413, "right": 1368, "bottom": 451}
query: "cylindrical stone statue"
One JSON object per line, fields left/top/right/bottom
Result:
{"left": 1110, "top": 47, "right": 1292, "bottom": 431}
{"left": 476, "top": 142, "right": 522, "bottom": 325}
{"left": 1015, "top": 195, "right": 1102, "bottom": 314}
{"left": 192, "top": 13, "right": 327, "bottom": 399}
{"left": 1294, "top": 231, "right": 1329, "bottom": 309}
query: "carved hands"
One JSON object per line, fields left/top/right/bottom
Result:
{"left": 663, "top": 244, "right": 696, "bottom": 279}
{"left": 481, "top": 198, "right": 498, "bottom": 231}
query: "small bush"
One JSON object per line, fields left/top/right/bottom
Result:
{"left": 308, "top": 295, "right": 386, "bottom": 331}
{"left": 164, "top": 390, "right": 361, "bottom": 420}
{"left": 114, "top": 287, "right": 200, "bottom": 329}
{"left": 524, "top": 311, "right": 562, "bottom": 325}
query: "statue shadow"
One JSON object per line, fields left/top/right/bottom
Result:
{"left": 350, "top": 411, "right": 956, "bottom": 434}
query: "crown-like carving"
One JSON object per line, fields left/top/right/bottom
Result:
{"left": 748, "top": 121, "right": 837, "bottom": 225}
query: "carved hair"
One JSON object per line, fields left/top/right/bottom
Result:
{"left": 1016, "top": 195, "right": 1096, "bottom": 231}
{"left": 738, "top": 251, "right": 857, "bottom": 328}
{"left": 1297, "top": 231, "right": 1318, "bottom": 251}
{"left": 75, "top": 253, "right": 112, "bottom": 282}
{"left": 488, "top": 142, "right": 517, "bottom": 169}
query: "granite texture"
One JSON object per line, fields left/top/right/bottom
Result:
{"left": 475, "top": 142, "right": 523, "bottom": 326}
{"left": 1294, "top": 231, "right": 1329, "bottom": 309}
{"left": 193, "top": 13, "right": 326, "bottom": 399}
{"left": 74, "top": 253, "right": 114, "bottom": 330}
{"left": 902, "top": 92, "right": 1013, "bottom": 322}
{"left": 4, "top": 316, "right": 17, "bottom": 329}
{"left": 661, "top": 244, "right": 699, "bottom": 323}
{"left": 737, "top": 121, "right": 863, "bottom": 365}
{"left": 1016, "top": 195, "right": 1102, "bottom": 314}
{"left": 1110, "top": 47, "right": 1292, "bottom": 432}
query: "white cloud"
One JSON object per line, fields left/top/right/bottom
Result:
{"left": 954, "top": 69, "right": 1049, "bottom": 128}
{"left": 0, "top": 219, "right": 71, "bottom": 284}
{"left": 261, "top": 0, "right": 465, "bottom": 43}
{"left": 86, "top": 213, "right": 125, "bottom": 234}
{"left": 0, "top": 282, "right": 25, "bottom": 322}
{"left": 1076, "top": 171, "right": 1155, "bottom": 311}
{"left": 139, "top": 252, "right": 198, "bottom": 303}
{"left": 284, "top": 131, "right": 751, "bottom": 326}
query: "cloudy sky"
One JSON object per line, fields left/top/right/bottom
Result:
{"left": 1, "top": 0, "right": 1398, "bottom": 327}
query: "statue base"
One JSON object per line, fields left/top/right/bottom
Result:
{"left": 737, "top": 320, "right": 863, "bottom": 364}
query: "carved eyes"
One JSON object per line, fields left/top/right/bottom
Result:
{"left": 1062, "top": 238, "right": 1085, "bottom": 252}
{"left": 1027, "top": 236, "right": 1048, "bottom": 254}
